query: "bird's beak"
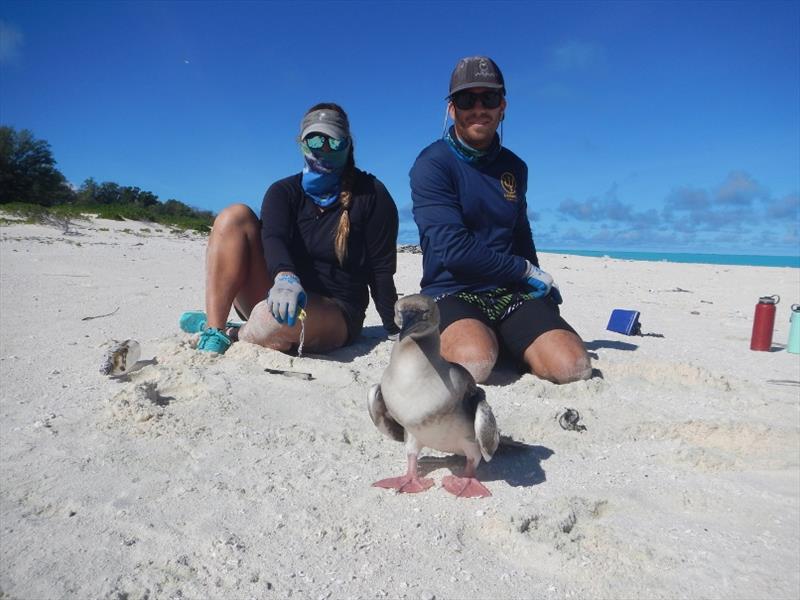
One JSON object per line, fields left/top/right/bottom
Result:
{"left": 398, "top": 310, "right": 424, "bottom": 341}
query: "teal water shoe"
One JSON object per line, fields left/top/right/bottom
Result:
{"left": 180, "top": 310, "right": 208, "bottom": 333}
{"left": 180, "top": 311, "right": 241, "bottom": 334}
{"left": 197, "top": 327, "right": 232, "bottom": 354}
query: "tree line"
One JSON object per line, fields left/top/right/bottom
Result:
{"left": 0, "top": 126, "right": 215, "bottom": 230}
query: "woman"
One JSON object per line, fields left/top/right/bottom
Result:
{"left": 183, "top": 103, "right": 400, "bottom": 354}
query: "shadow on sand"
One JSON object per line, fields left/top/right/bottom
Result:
{"left": 294, "top": 326, "right": 389, "bottom": 363}
{"left": 584, "top": 338, "right": 639, "bottom": 352}
{"left": 417, "top": 440, "right": 554, "bottom": 488}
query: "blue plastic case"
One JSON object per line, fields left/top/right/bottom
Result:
{"left": 607, "top": 309, "right": 641, "bottom": 335}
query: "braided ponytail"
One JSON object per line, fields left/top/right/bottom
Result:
{"left": 334, "top": 149, "right": 355, "bottom": 266}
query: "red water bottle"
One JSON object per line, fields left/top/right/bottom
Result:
{"left": 750, "top": 295, "right": 780, "bottom": 351}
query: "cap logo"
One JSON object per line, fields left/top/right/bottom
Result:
{"left": 501, "top": 172, "right": 517, "bottom": 201}
{"left": 449, "top": 56, "right": 504, "bottom": 97}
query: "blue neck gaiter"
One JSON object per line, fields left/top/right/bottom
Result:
{"left": 444, "top": 126, "right": 501, "bottom": 167}
{"left": 300, "top": 141, "right": 350, "bottom": 207}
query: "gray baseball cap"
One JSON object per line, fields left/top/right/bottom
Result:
{"left": 448, "top": 56, "right": 506, "bottom": 97}
{"left": 300, "top": 109, "right": 350, "bottom": 140}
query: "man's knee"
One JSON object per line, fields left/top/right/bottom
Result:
{"left": 440, "top": 320, "right": 498, "bottom": 384}
{"left": 549, "top": 352, "right": 592, "bottom": 384}
{"left": 453, "top": 353, "right": 496, "bottom": 384}
{"left": 442, "top": 339, "right": 497, "bottom": 383}
{"left": 524, "top": 330, "right": 592, "bottom": 384}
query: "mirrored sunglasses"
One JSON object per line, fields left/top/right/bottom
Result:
{"left": 451, "top": 90, "right": 503, "bottom": 110}
{"left": 304, "top": 134, "right": 346, "bottom": 151}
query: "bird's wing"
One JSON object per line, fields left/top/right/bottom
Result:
{"left": 473, "top": 388, "right": 500, "bottom": 462}
{"left": 367, "top": 383, "right": 405, "bottom": 442}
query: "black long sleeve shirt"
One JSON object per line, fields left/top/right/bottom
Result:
{"left": 260, "top": 170, "right": 399, "bottom": 333}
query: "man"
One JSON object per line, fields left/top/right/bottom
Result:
{"left": 410, "top": 56, "right": 591, "bottom": 384}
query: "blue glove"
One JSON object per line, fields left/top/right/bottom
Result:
{"left": 266, "top": 272, "right": 307, "bottom": 327}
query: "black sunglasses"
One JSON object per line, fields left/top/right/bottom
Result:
{"left": 451, "top": 90, "right": 503, "bottom": 110}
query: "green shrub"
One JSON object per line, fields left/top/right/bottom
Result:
{"left": 0, "top": 202, "right": 214, "bottom": 232}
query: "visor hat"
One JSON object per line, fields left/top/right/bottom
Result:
{"left": 300, "top": 109, "right": 350, "bottom": 141}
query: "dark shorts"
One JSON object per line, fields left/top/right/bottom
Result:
{"left": 331, "top": 298, "right": 364, "bottom": 345}
{"left": 436, "top": 288, "right": 577, "bottom": 362}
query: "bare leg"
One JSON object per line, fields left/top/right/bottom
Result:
{"left": 204, "top": 203, "right": 350, "bottom": 355}
{"left": 238, "top": 294, "right": 349, "bottom": 353}
{"left": 204, "top": 204, "right": 270, "bottom": 329}
{"left": 440, "top": 319, "right": 499, "bottom": 384}
{"left": 522, "top": 329, "right": 592, "bottom": 384}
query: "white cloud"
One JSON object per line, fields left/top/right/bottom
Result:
{"left": 662, "top": 171, "right": 785, "bottom": 233}
{"left": 779, "top": 223, "right": 799, "bottom": 246}
{"left": 765, "top": 193, "right": 799, "bottom": 219}
{"left": 664, "top": 186, "right": 710, "bottom": 211}
{"left": 533, "top": 82, "right": 575, "bottom": 101}
{"left": 715, "top": 170, "right": 768, "bottom": 206}
{"left": 557, "top": 184, "right": 654, "bottom": 225}
{"left": 550, "top": 40, "right": 606, "bottom": 71}
{"left": 0, "top": 20, "right": 23, "bottom": 65}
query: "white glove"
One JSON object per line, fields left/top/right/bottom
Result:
{"left": 522, "top": 260, "right": 562, "bottom": 304}
{"left": 266, "top": 272, "right": 307, "bottom": 326}
{"left": 522, "top": 260, "right": 554, "bottom": 297}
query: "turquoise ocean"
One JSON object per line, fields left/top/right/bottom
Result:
{"left": 538, "top": 249, "right": 800, "bottom": 269}
{"left": 396, "top": 222, "right": 798, "bottom": 268}
{"left": 396, "top": 228, "right": 798, "bottom": 269}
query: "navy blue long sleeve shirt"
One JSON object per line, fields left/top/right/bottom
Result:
{"left": 410, "top": 138, "right": 539, "bottom": 298}
{"left": 260, "top": 170, "right": 399, "bottom": 333}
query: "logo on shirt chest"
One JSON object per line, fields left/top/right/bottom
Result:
{"left": 500, "top": 172, "right": 517, "bottom": 201}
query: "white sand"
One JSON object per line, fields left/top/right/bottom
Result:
{"left": 1, "top": 214, "right": 798, "bottom": 600}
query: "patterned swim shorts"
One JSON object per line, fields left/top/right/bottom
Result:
{"left": 449, "top": 287, "right": 537, "bottom": 323}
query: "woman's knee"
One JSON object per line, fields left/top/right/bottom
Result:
{"left": 238, "top": 300, "right": 293, "bottom": 350}
{"left": 213, "top": 203, "right": 259, "bottom": 233}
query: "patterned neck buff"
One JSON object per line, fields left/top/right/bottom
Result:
{"left": 444, "top": 126, "right": 501, "bottom": 166}
{"left": 300, "top": 140, "right": 350, "bottom": 207}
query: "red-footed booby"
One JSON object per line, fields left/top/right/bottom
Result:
{"left": 368, "top": 294, "right": 499, "bottom": 498}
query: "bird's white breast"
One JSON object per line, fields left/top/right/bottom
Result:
{"left": 380, "top": 342, "right": 475, "bottom": 455}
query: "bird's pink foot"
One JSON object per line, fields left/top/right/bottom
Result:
{"left": 372, "top": 475, "right": 435, "bottom": 493}
{"left": 442, "top": 475, "right": 492, "bottom": 498}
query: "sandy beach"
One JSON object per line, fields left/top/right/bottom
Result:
{"left": 1, "top": 214, "right": 798, "bottom": 600}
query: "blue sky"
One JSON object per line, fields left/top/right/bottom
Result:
{"left": 1, "top": 0, "right": 798, "bottom": 255}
